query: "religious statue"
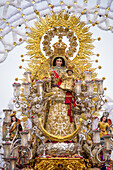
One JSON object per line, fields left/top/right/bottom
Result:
{"left": 98, "top": 116, "right": 109, "bottom": 138}
{"left": 98, "top": 112, "right": 112, "bottom": 139}
{"left": 34, "top": 38, "right": 78, "bottom": 139}
{"left": 2, "top": 111, "right": 22, "bottom": 142}
{"left": 9, "top": 111, "right": 22, "bottom": 141}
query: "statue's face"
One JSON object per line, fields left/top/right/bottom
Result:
{"left": 56, "top": 58, "right": 62, "bottom": 67}
{"left": 102, "top": 116, "right": 107, "bottom": 122}
{"left": 11, "top": 116, "right": 16, "bottom": 122}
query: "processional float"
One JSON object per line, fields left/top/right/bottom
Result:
{"left": 1, "top": 11, "right": 113, "bottom": 170}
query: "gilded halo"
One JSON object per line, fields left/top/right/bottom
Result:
{"left": 40, "top": 26, "right": 79, "bottom": 60}
{"left": 26, "top": 11, "right": 95, "bottom": 80}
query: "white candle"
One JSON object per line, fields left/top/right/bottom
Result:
{"left": 84, "top": 71, "right": 92, "bottom": 81}
{"left": 74, "top": 80, "right": 81, "bottom": 96}
{"left": 22, "top": 82, "right": 31, "bottom": 96}
{"left": 27, "top": 129, "right": 32, "bottom": 141}
{"left": 12, "top": 83, "right": 21, "bottom": 97}
{"left": 95, "top": 79, "right": 104, "bottom": 95}
{"left": 9, "top": 158, "right": 17, "bottom": 170}
{"left": 13, "top": 147, "right": 18, "bottom": 157}
{"left": 2, "top": 142, "right": 11, "bottom": 158}
{"left": 24, "top": 72, "right": 31, "bottom": 83}
{"left": 93, "top": 130, "right": 100, "bottom": 144}
{"left": 20, "top": 131, "right": 28, "bottom": 146}
{"left": 103, "top": 135, "right": 111, "bottom": 150}
{"left": 87, "top": 81, "right": 94, "bottom": 97}
{"left": 36, "top": 80, "right": 44, "bottom": 96}
{"left": 3, "top": 109, "right": 12, "bottom": 122}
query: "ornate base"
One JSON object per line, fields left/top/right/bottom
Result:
{"left": 37, "top": 142, "right": 78, "bottom": 156}
{"left": 33, "top": 157, "right": 87, "bottom": 170}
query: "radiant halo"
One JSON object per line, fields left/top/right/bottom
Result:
{"left": 40, "top": 26, "right": 79, "bottom": 60}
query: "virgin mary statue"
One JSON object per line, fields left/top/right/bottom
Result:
{"left": 34, "top": 38, "right": 78, "bottom": 139}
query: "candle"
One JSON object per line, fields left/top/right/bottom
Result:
{"left": 84, "top": 70, "right": 92, "bottom": 81}
{"left": 27, "top": 129, "right": 32, "bottom": 142}
{"left": 74, "top": 80, "right": 81, "bottom": 96}
{"left": 3, "top": 109, "right": 12, "bottom": 122}
{"left": 103, "top": 135, "right": 111, "bottom": 150}
{"left": 9, "top": 157, "right": 17, "bottom": 170}
{"left": 24, "top": 71, "right": 31, "bottom": 83}
{"left": 87, "top": 80, "right": 94, "bottom": 97}
{"left": 95, "top": 79, "right": 104, "bottom": 95}
{"left": 12, "top": 83, "right": 21, "bottom": 97}
{"left": 36, "top": 80, "right": 44, "bottom": 96}
{"left": 13, "top": 146, "right": 18, "bottom": 157}
{"left": 22, "top": 82, "right": 31, "bottom": 96}
{"left": 93, "top": 130, "right": 100, "bottom": 144}
{"left": 2, "top": 142, "right": 11, "bottom": 158}
{"left": 20, "top": 131, "right": 28, "bottom": 146}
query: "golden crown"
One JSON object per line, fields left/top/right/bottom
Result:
{"left": 67, "top": 63, "right": 74, "bottom": 70}
{"left": 53, "top": 38, "right": 67, "bottom": 55}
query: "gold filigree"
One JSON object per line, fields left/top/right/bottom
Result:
{"left": 26, "top": 11, "right": 95, "bottom": 80}
{"left": 33, "top": 157, "right": 87, "bottom": 170}
{"left": 41, "top": 26, "right": 78, "bottom": 58}
{"left": 38, "top": 117, "right": 82, "bottom": 142}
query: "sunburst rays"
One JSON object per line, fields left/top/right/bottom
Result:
{"left": 26, "top": 11, "right": 95, "bottom": 79}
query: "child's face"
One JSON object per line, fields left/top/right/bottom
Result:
{"left": 68, "top": 70, "right": 73, "bottom": 76}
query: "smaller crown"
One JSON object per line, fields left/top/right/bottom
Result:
{"left": 67, "top": 63, "right": 74, "bottom": 71}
